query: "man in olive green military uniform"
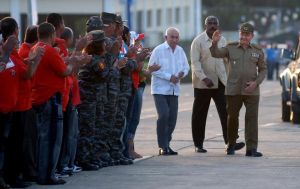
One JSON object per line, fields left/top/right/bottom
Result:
{"left": 210, "top": 22, "right": 267, "bottom": 157}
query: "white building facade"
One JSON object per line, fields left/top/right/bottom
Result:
{"left": 0, "top": 0, "right": 203, "bottom": 47}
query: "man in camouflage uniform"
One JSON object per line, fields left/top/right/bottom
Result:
{"left": 100, "top": 12, "right": 126, "bottom": 165}
{"left": 77, "top": 29, "right": 110, "bottom": 170}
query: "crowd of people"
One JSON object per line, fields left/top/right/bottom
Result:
{"left": 0, "top": 11, "right": 267, "bottom": 189}
{"left": 0, "top": 12, "right": 161, "bottom": 188}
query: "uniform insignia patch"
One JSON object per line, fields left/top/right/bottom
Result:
{"left": 98, "top": 62, "right": 105, "bottom": 70}
{"left": 251, "top": 53, "right": 259, "bottom": 58}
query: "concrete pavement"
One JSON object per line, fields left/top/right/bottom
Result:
{"left": 29, "top": 80, "right": 300, "bottom": 189}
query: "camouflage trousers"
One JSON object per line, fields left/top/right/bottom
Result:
{"left": 103, "top": 77, "right": 120, "bottom": 158}
{"left": 77, "top": 84, "right": 109, "bottom": 164}
{"left": 109, "top": 77, "right": 132, "bottom": 159}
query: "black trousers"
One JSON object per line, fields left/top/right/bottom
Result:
{"left": 4, "top": 111, "right": 28, "bottom": 184}
{"left": 191, "top": 81, "right": 228, "bottom": 148}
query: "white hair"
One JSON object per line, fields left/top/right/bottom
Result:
{"left": 165, "top": 27, "right": 180, "bottom": 36}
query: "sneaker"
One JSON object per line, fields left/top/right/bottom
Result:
{"left": 55, "top": 170, "right": 70, "bottom": 178}
{"left": 71, "top": 165, "right": 82, "bottom": 173}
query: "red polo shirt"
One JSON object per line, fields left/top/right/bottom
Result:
{"left": 31, "top": 42, "right": 67, "bottom": 105}
{"left": 0, "top": 50, "right": 26, "bottom": 113}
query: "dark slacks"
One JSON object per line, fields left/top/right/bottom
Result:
{"left": 191, "top": 81, "right": 227, "bottom": 148}
{"left": 226, "top": 95, "right": 259, "bottom": 150}
{"left": 4, "top": 110, "right": 31, "bottom": 184}
{"left": 153, "top": 94, "right": 178, "bottom": 149}
{"left": 0, "top": 113, "right": 12, "bottom": 182}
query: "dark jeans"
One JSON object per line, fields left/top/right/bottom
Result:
{"left": 127, "top": 83, "right": 145, "bottom": 139}
{"left": 267, "top": 61, "right": 279, "bottom": 80}
{"left": 34, "top": 94, "right": 63, "bottom": 183}
{"left": 191, "top": 81, "right": 227, "bottom": 148}
{"left": 153, "top": 94, "right": 178, "bottom": 149}
{"left": 59, "top": 102, "right": 79, "bottom": 170}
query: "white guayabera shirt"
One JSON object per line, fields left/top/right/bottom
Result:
{"left": 149, "top": 41, "right": 190, "bottom": 96}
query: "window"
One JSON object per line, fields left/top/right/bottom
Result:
{"left": 137, "top": 10, "right": 143, "bottom": 32}
{"left": 147, "top": 10, "right": 152, "bottom": 27}
{"left": 184, "top": 6, "right": 189, "bottom": 23}
{"left": 167, "top": 8, "right": 172, "bottom": 24}
{"left": 175, "top": 7, "right": 180, "bottom": 24}
{"left": 156, "top": 9, "right": 162, "bottom": 26}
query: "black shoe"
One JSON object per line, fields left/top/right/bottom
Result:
{"left": 8, "top": 180, "right": 31, "bottom": 188}
{"left": 112, "top": 159, "right": 120, "bottom": 166}
{"left": 119, "top": 158, "right": 131, "bottom": 165}
{"left": 100, "top": 161, "right": 109, "bottom": 167}
{"left": 91, "top": 161, "right": 104, "bottom": 169}
{"left": 38, "top": 178, "right": 66, "bottom": 185}
{"left": 0, "top": 177, "right": 9, "bottom": 189}
{"left": 234, "top": 142, "right": 245, "bottom": 151}
{"left": 246, "top": 149, "right": 263, "bottom": 157}
{"left": 23, "top": 175, "right": 37, "bottom": 182}
{"left": 226, "top": 145, "right": 235, "bottom": 155}
{"left": 100, "top": 157, "right": 114, "bottom": 166}
{"left": 79, "top": 163, "right": 100, "bottom": 171}
{"left": 195, "top": 147, "right": 207, "bottom": 153}
{"left": 168, "top": 147, "right": 178, "bottom": 155}
{"left": 159, "top": 148, "right": 169, "bottom": 155}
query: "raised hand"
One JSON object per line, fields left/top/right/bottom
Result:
{"left": 75, "top": 34, "right": 93, "bottom": 52}
{"left": 212, "top": 30, "right": 221, "bottom": 44}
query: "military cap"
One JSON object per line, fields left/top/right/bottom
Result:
{"left": 88, "top": 30, "right": 105, "bottom": 42}
{"left": 86, "top": 16, "right": 107, "bottom": 32}
{"left": 101, "top": 12, "right": 117, "bottom": 25}
{"left": 115, "top": 14, "right": 127, "bottom": 24}
{"left": 240, "top": 22, "right": 254, "bottom": 33}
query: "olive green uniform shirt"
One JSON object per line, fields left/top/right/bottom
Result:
{"left": 210, "top": 42, "right": 267, "bottom": 95}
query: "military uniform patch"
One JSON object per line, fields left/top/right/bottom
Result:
{"left": 251, "top": 53, "right": 259, "bottom": 58}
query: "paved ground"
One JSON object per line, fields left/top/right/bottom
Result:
{"left": 28, "top": 80, "right": 300, "bottom": 189}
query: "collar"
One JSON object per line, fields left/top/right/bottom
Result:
{"left": 204, "top": 32, "right": 212, "bottom": 42}
{"left": 163, "top": 41, "right": 177, "bottom": 51}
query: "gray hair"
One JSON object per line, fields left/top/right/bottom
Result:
{"left": 204, "top": 16, "right": 219, "bottom": 26}
{"left": 165, "top": 27, "right": 180, "bottom": 36}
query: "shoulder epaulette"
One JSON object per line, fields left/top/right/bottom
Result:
{"left": 227, "top": 41, "right": 239, "bottom": 46}
{"left": 251, "top": 44, "right": 262, "bottom": 50}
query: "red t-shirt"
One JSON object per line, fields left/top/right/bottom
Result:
{"left": 31, "top": 42, "right": 67, "bottom": 105}
{"left": 18, "top": 43, "right": 31, "bottom": 60}
{"left": 55, "top": 38, "right": 73, "bottom": 111}
{"left": 131, "top": 70, "right": 139, "bottom": 89}
{"left": 13, "top": 48, "right": 32, "bottom": 111}
{"left": 0, "top": 50, "right": 26, "bottom": 113}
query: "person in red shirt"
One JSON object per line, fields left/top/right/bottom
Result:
{"left": 0, "top": 17, "right": 43, "bottom": 188}
{"left": 18, "top": 25, "right": 39, "bottom": 183}
{"left": 57, "top": 26, "right": 83, "bottom": 175}
{"left": 32, "top": 21, "right": 91, "bottom": 186}
{"left": 46, "top": 13, "right": 85, "bottom": 175}
{"left": 32, "top": 22, "right": 76, "bottom": 186}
